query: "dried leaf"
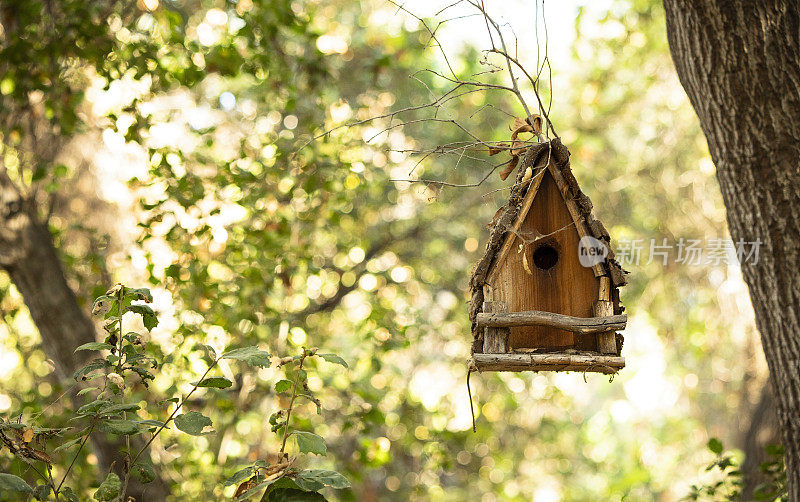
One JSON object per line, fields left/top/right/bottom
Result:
{"left": 529, "top": 115, "right": 543, "bottom": 135}
{"left": 104, "top": 284, "right": 123, "bottom": 296}
{"left": 22, "top": 428, "right": 34, "bottom": 443}
{"left": 487, "top": 142, "right": 509, "bottom": 156}
{"left": 511, "top": 117, "right": 528, "bottom": 131}
{"left": 499, "top": 155, "right": 519, "bottom": 181}
{"left": 234, "top": 477, "right": 258, "bottom": 498}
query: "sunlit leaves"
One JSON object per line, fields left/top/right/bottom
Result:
{"left": 274, "top": 379, "right": 293, "bottom": 393}
{"left": 222, "top": 346, "right": 272, "bottom": 367}
{"left": 316, "top": 353, "right": 347, "bottom": 368}
{"left": 74, "top": 342, "right": 114, "bottom": 353}
{"left": 127, "top": 304, "right": 159, "bottom": 331}
{"left": 192, "top": 377, "right": 233, "bottom": 388}
{"left": 224, "top": 466, "right": 256, "bottom": 487}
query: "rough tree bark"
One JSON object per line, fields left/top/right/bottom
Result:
{"left": 663, "top": 1, "right": 800, "bottom": 498}
{"left": 741, "top": 384, "right": 781, "bottom": 499}
{"left": 0, "top": 171, "right": 167, "bottom": 500}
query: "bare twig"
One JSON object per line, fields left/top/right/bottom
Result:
{"left": 292, "top": 0, "right": 558, "bottom": 191}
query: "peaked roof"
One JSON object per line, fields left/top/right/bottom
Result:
{"left": 468, "top": 138, "right": 627, "bottom": 346}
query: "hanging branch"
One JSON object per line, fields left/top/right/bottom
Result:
{"left": 294, "top": 0, "right": 558, "bottom": 190}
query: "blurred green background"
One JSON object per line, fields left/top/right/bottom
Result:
{"left": 0, "top": 0, "right": 767, "bottom": 499}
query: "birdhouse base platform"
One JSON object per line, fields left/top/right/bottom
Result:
{"left": 470, "top": 352, "right": 624, "bottom": 375}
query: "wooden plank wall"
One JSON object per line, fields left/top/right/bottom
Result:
{"left": 487, "top": 171, "right": 600, "bottom": 350}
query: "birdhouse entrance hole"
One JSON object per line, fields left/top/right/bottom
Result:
{"left": 532, "top": 244, "right": 558, "bottom": 270}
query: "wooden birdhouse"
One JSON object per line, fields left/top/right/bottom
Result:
{"left": 468, "top": 138, "right": 628, "bottom": 375}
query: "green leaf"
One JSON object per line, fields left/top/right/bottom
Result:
{"left": 100, "top": 419, "right": 140, "bottom": 435}
{"left": 235, "top": 479, "right": 276, "bottom": 501}
{"left": 222, "top": 346, "right": 272, "bottom": 367}
{"left": 274, "top": 379, "right": 293, "bottom": 393}
{"left": 53, "top": 437, "right": 84, "bottom": 452}
{"left": 317, "top": 353, "right": 348, "bottom": 368}
{"left": 93, "top": 472, "right": 121, "bottom": 501}
{"left": 296, "top": 470, "right": 350, "bottom": 490}
{"left": 77, "top": 399, "right": 111, "bottom": 416}
{"left": 98, "top": 402, "right": 141, "bottom": 416}
{"left": 32, "top": 484, "right": 51, "bottom": 500}
{"left": 77, "top": 387, "right": 99, "bottom": 396}
{"left": 135, "top": 419, "right": 166, "bottom": 431}
{"left": 707, "top": 438, "right": 724, "bottom": 455}
{"left": 192, "top": 377, "right": 232, "bottom": 389}
{"left": 128, "top": 304, "right": 159, "bottom": 331}
{"left": 74, "top": 342, "right": 114, "bottom": 353}
{"left": 125, "top": 287, "right": 153, "bottom": 303}
{"left": 174, "top": 411, "right": 213, "bottom": 436}
{"left": 0, "top": 473, "right": 33, "bottom": 493}
{"left": 260, "top": 479, "right": 326, "bottom": 502}
{"left": 61, "top": 486, "right": 80, "bottom": 502}
{"left": 132, "top": 462, "right": 156, "bottom": 483}
{"left": 292, "top": 474, "right": 323, "bottom": 492}
{"left": 224, "top": 466, "right": 255, "bottom": 487}
{"left": 73, "top": 360, "right": 109, "bottom": 381}
{"left": 262, "top": 488, "right": 327, "bottom": 502}
{"left": 292, "top": 431, "right": 327, "bottom": 456}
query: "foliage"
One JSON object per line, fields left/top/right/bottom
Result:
{"left": 685, "top": 439, "right": 786, "bottom": 501}
{"left": 0, "top": 0, "right": 781, "bottom": 500}
{"left": 0, "top": 284, "right": 348, "bottom": 500}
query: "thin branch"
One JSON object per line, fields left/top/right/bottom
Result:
{"left": 391, "top": 159, "right": 509, "bottom": 188}
{"left": 129, "top": 358, "right": 219, "bottom": 467}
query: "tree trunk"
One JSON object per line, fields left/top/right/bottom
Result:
{"left": 0, "top": 171, "right": 168, "bottom": 500}
{"left": 741, "top": 383, "right": 781, "bottom": 499}
{"left": 663, "top": 1, "right": 800, "bottom": 498}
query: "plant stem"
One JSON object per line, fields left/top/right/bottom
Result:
{"left": 57, "top": 420, "right": 96, "bottom": 492}
{"left": 116, "top": 285, "right": 125, "bottom": 374}
{"left": 129, "top": 358, "right": 219, "bottom": 467}
{"left": 279, "top": 353, "right": 306, "bottom": 456}
{"left": 116, "top": 285, "right": 132, "bottom": 500}
{"left": 46, "top": 465, "right": 60, "bottom": 502}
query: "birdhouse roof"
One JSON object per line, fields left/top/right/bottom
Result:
{"left": 468, "top": 138, "right": 627, "bottom": 348}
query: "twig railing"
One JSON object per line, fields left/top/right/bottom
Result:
{"left": 475, "top": 310, "right": 626, "bottom": 334}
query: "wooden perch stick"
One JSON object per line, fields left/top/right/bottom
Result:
{"left": 475, "top": 310, "right": 627, "bottom": 334}
{"left": 471, "top": 353, "right": 625, "bottom": 374}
